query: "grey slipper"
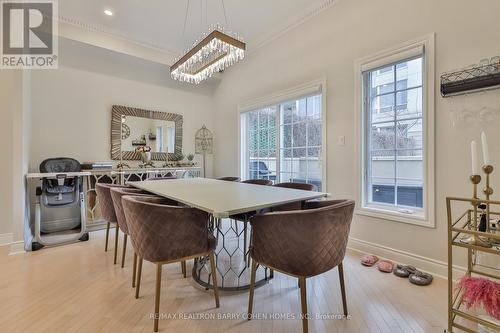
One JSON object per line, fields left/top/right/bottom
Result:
{"left": 409, "top": 271, "right": 433, "bottom": 286}
{"left": 393, "top": 265, "right": 417, "bottom": 278}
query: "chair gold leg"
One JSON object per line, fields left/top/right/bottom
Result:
{"left": 338, "top": 262, "right": 348, "bottom": 316}
{"left": 181, "top": 260, "right": 187, "bottom": 278}
{"left": 113, "top": 225, "right": 119, "bottom": 264}
{"left": 105, "top": 222, "right": 110, "bottom": 252}
{"left": 132, "top": 252, "right": 137, "bottom": 288}
{"left": 208, "top": 252, "right": 220, "bottom": 308}
{"left": 121, "top": 234, "right": 127, "bottom": 268}
{"left": 154, "top": 263, "right": 162, "bottom": 332}
{"left": 299, "top": 277, "right": 308, "bottom": 333}
{"left": 247, "top": 258, "right": 257, "bottom": 320}
{"left": 135, "top": 257, "right": 143, "bottom": 299}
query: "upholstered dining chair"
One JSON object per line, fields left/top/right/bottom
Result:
{"left": 111, "top": 187, "right": 152, "bottom": 267}
{"left": 259, "top": 182, "right": 319, "bottom": 276}
{"left": 229, "top": 179, "right": 273, "bottom": 264}
{"left": 247, "top": 199, "right": 355, "bottom": 333}
{"left": 110, "top": 189, "right": 187, "bottom": 289}
{"left": 241, "top": 179, "right": 273, "bottom": 186}
{"left": 122, "top": 195, "right": 220, "bottom": 332}
{"left": 271, "top": 182, "right": 317, "bottom": 212}
{"left": 95, "top": 183, "right": 127, "bottom": 264}
{"left": 216, "top": 176, "right": 240, "bottom": 181}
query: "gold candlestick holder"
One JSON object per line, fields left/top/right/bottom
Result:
{"left": 469, "top": 175, "right": 482, "bottom": 245}
{"left": 465, "top": 173, "right": 493, "bottom": 247}
{"left": 482, "top": 165, "right": 494, "bottom": 233}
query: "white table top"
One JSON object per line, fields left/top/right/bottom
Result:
{"left": 129, "top": 178, "right": 329, "bottom": 218}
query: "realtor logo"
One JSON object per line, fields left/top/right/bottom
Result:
{"left": 1, "top": 0, "right": 58, "bottom": 69}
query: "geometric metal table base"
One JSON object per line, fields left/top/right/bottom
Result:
{"left": 192, "top": 217, "right": 273, "bottom": 291}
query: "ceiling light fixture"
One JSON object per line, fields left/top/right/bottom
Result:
{"left": 170, "top": 0, "right": 245, "bottom": 84}
{"left": 104, "top": 9, "right": 113, "bottom": 16}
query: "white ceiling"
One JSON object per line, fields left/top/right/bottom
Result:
{"left": 58, "top": 0, "right": 335, "bottom": 64}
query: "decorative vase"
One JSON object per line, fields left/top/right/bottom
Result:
{"left": 141, "top": 152, "right": 151, "bottom": 163}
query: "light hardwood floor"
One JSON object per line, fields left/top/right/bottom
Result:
{"left": 0, "top": 229, "right": 447, "bottom": 333}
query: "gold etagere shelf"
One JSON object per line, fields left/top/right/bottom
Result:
{"left": 446, "top": 168, "right": 500, "bottom": 333}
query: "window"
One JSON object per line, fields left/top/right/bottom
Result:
{"left": 366, "top": 57, "right": 423, "bottom": 209}
{"left": 356, "top": 35, "right": 435, "bottom": 227}
{"left": 240, "top": 84, "right": 324, "bottom": 191}
{"left": 246, "top": 106, "right": 277, "bottom": 181}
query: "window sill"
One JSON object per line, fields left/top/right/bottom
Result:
{"left": 356, "top": 205, "right": 435, "bottom": 228}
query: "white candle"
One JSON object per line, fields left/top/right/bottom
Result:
{"left": 481, "top": 131, "right": 490, "bottom": 166}
{"left": 471, "top": 140, "right": 478, "bottom": 175}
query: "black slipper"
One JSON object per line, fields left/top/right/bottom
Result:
{"left": 393, "top": 265, "right": 416, "bottom": 278}
{"left": 409, "top": 271, "right": 433, "bottom": 286}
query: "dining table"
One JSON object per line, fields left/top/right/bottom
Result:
{"left": 129, "top": 177, "right": 329, "bottom": 291}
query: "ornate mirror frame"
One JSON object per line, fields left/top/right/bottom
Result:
{"left": 111, "top": 105, "right": 183, "bottom": 161}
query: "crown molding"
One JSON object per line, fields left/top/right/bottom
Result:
{"left": 247, "top": 0, "right": 338, "bottom": 53}
{"left": 55, "top": 0, "right": 338, "bottom": 66}
{"left": 58, "top": 15, "right": 178, "bottom": 55}
{"left": 57, "top": 15, "right": 178, "bottom": 65}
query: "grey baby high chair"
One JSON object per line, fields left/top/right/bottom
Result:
{"left": 32, "top": 157, "right": 89, "bottom": 251}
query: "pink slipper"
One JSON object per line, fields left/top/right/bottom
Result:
{"left": 378, "top": 260, "right": 394, "bottom": 273}
{"left": 361, "top": 254, "right": 379, "bottom": 267}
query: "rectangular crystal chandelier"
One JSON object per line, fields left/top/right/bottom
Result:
{"left": 170, "top": 30, "right": 245, "bottom": 84}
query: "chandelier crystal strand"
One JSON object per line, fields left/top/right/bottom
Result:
{"left": 171, "top": 29, "right": 245, "bottom": 84}
{"left": 171, "top": 4, "right": 245, "bottom": 84}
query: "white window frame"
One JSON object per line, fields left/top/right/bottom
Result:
{"left": 238, "top": 78, "right": 327, "bottom": 192}
{"left": 354, "top": 34, "right": 435, "bottom": 228}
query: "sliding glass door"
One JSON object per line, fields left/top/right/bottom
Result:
{"left": 240, "top": 94, "right": 323, "bottom": 190}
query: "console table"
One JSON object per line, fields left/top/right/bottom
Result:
{"left": 84, "top": 167, "right": 201, "bottom": 228}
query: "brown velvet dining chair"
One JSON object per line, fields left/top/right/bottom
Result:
{"left": 216, "top": 176, "right": 240, "bottom": 181}
{"left": 247, "top": 199, "right": 355, "bottom": 333}
{"left": 110, "top": 187, "right": 152, "bottom": 268}
{"left": 95, "top": 183, "right": 128, "bottom": 264}
{"left": 122, "top": 195, "right": 220, "bottom": 332}
{"left": 241, "top": 179, "right": 273, "bottom": 186}
{"left": 264, "top": 182, "right": 318, "bottom": 276}
{"left": 230, "top": 179, "right": 273, "bottom": 264}
{"left": 110, "top": 188, "right": 188, "bottom": 287}
{"left": 271, "top": 182, "right": 317, "bottom": 212}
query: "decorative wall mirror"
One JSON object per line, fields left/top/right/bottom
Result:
{"left": 111, "top": 105, "right": 183, "bottom": 161}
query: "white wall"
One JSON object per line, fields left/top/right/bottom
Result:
{"left": 30, "top": 39, "right": 215, "bottom": 175}
{"left": 0, "top": 70, "right": 29, "bottom": 249}
{"left": 213, "top": 0, "right": 500, "bottom": 268}
{"left": 0, "top": 71, "right": 18, "bottom": 237}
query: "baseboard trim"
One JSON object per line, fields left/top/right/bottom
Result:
{"left": 9, "top": 241, "right": 26, "bottom": 255}
{"left": 0, "top": 233, "right": 13, "bottom": 246}
{"left": 347, "top": 237, "right": 466, "bottom": 280}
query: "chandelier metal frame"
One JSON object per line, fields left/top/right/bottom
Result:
{"left": 170, "top": 0, "right": 245, "bottom": 84}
